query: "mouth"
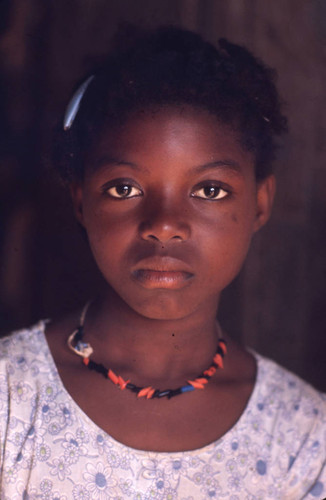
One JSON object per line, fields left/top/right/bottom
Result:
{"left": 131, "top": 257, "right": 194, "bottom": 289}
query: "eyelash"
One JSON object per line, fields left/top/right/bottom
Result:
{"left": 105, "top": 184, "right": 143, "bottom": 199}
{"left": 191, "top": 184, "right": 229, "bottom": 201}
{"left": 102, "top": 180, "right": 230, "bottom": 201}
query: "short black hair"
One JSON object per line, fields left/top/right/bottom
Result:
{"left": 54, "top": 25, "right": 287, "bottom": 182}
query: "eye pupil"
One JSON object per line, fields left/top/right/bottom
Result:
{"left": 116, "top": 185, "right": 131, "bottom": 196}
{"left": 204, "top": 186, "right": 219, "bottom": 198}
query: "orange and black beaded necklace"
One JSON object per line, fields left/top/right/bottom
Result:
{"left": 67, "top": 302, "right": 227, "bottom": 400}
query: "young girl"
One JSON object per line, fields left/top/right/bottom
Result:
{"left": 0, "top": 26, "right": 325, "bottom": 499}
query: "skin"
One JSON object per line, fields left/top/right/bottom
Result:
{"left": 46, "top": 105, "right": 275, "bottom": 452}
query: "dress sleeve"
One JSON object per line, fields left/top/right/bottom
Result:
{"left": 303, "top": 465, "right": 326, "bottom": 499}
{"left": 285, "top": 392, "right": 326, "bottom": 500}
{"left": 0, "top": 356, "right": 10, "bottom": 484}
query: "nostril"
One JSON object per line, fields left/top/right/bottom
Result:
{"left": 144, "top": 234, "right": 183, "bottom": 244}
{"left": 139, "top": 219, "right": 190, "bottom": 243}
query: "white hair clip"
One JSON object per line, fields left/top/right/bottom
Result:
{"left": 63, "top": 75, "right": 94, "bottom": 130}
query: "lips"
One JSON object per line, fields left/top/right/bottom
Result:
{"left": 131, "top": 257, "right": 194, "bottom": 289}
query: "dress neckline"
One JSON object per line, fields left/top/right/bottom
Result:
{"left": 34, "top": 319, "right": 261, "bottom": 456}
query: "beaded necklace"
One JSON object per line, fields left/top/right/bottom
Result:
{"left": 67, "top": 302, "right": 227, "bottom": 400}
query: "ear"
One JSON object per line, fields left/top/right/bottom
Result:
{"left": 69, "top": 181, "right": 85, "bottom": 227}
{"left": 253, "top": 175, "right": 276, "bottom": 232}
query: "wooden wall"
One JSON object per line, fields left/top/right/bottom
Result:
{"left": 0, "top": 0, "right": 325, "bottom": 390}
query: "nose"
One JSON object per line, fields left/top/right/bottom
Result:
{"left": 139, "top": 199, "right": 191, "bottom": 243}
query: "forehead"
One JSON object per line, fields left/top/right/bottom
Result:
{"left": 85, "top": 105, "right": 255, "bottom": 173}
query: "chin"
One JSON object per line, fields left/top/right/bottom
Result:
{"left": 135, "top": 303, "right": 192, "bottom": 321}
{"left": 128, "top": 292, "right": 199, "bottom": 321}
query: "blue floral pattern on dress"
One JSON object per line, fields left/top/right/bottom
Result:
{"left": 0, "top": 322, "right": 325, "bottom": 499}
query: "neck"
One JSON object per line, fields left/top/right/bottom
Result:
{"left": 81, "top": 288, "right": 222, "bottom": 383}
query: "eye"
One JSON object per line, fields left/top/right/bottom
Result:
{"left": 191, "top": 185, "right": 229, "bottom": 200}
{"left": 105, "top": 183, "right": 142, "bottom": 199}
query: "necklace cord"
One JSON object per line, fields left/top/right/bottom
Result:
{"left": 67, "top": 302, "right": 227, "bottom": 400}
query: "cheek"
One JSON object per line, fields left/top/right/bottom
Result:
{"left": 200, "top": 206, "right": 256, "bottom": 278}
{"left": 225, "top": 204, "right": 257, "bottom": 253}
{"left": 83, "top": 209, "right": 133, "bottom": 267}
{"left": 200, "top": 196, "right": 256, "bottom": 243}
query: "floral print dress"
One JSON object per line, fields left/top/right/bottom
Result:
{"left": 0, "top": 322, "right": 325, "bottom": 500}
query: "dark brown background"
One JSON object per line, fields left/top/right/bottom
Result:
{"left": 0, "top": 0, "right": 325, "bottom": 390}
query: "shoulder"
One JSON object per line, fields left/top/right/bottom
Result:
{"left": 0, "top": 321, "right": 55, "bottom": 449}
{"left": 254, "top": 353, "right": 326, "bottom": 417}
{"left": 0, "top": 321, "right": 48, "bottom": 364}
{"left": 250, "top": 353, "right": 326, "bottom": 498}
{"left": 0, "top": 320, "right": 53, "bottom": 393}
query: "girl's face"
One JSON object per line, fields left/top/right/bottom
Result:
{"left": 71, "top": 106, "right": 274, "bottom": 320}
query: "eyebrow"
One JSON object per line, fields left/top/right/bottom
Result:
{"left": 93, "top": 157, "right": 242, "bottom": 176}
{"left": 93, "top": 156, "right": 147, "bottom": 172}
{"left": 193, "top": 159, "right": 243, "bottom": 175}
